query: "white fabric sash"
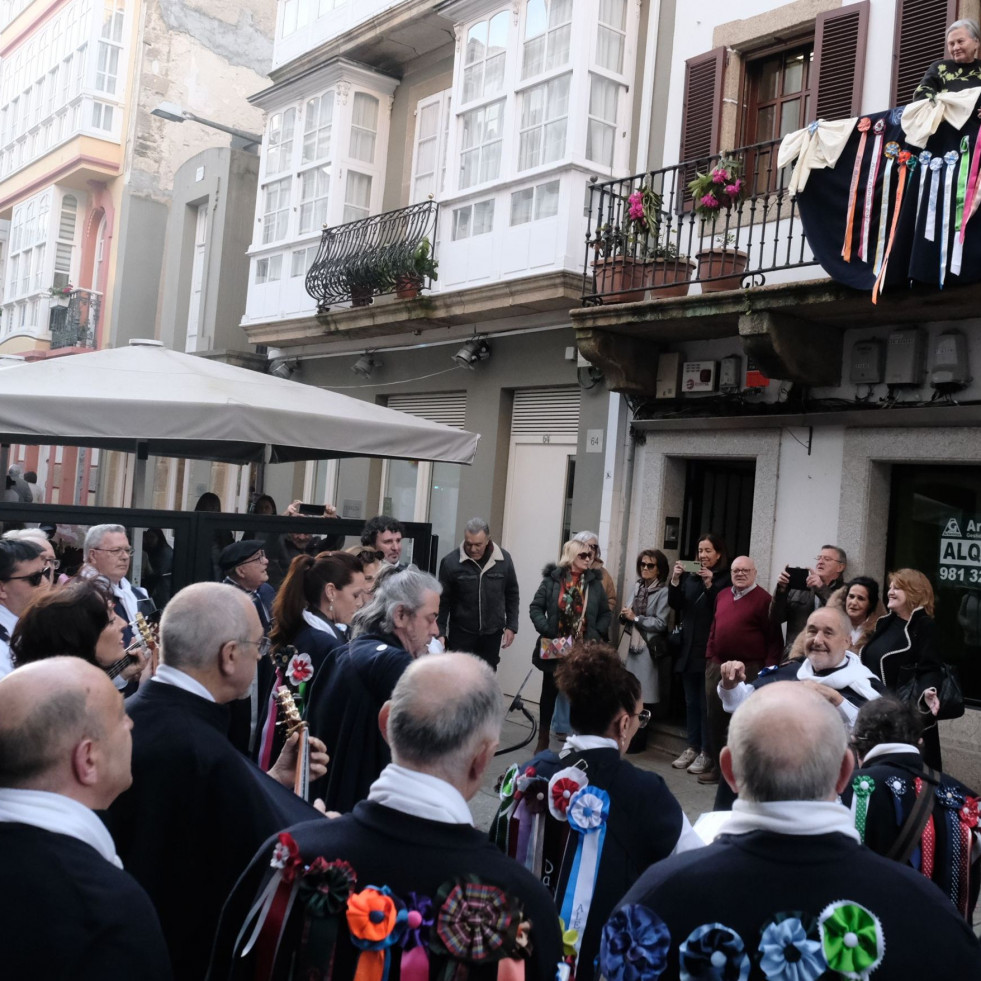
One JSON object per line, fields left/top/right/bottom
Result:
{"left": 796, "top": 650, "right": 880, "bottom": 703}
{"left": 0, "top": 788, "right": 123, "bottom": 867}
{"left": 367, "top": 763, "right": 473, "bottom": 825}
{"left": 901, "top": 87, "right": 981, "bottom": 149}
{"left": 725, "top": 799, "right": 860, "bottom": 842}
{"left": 778, "top": 118, "right": 857, "bottom": 196}
{"left": 301, "top": 609, "right": 338, "bottom": 636}
{"left": 561, "top": 734, "right": 618, "bottom": 756}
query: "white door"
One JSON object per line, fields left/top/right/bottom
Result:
{"left": 499, "top": 434, "right": 577, "bottom": 700}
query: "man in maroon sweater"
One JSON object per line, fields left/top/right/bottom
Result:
{"left": 700, "top": 556, "right": 782, "bottom": 784}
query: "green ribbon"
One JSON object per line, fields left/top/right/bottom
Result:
{"left": 957, "top": 135, "right": 971, "bottom": 231}
{"left": 851, "top": 775, "right": 875, "bottom": 843}
{"left": 820, "top": 901, "right": 883, "bottom": 978}
{"left": 499, "top": 764, "right": 519, "bottom": 801}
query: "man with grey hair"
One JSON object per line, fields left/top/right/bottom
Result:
{"left": 307, "top": 565, "right": 442, "bottom": 813}
{"left": 210, "top": 653, "right": 563, "bottom": 981}
{"left": 81, "top": 523, "right": 152, "bottom": 657}
{"left": 106, "top": 582, "right": 321, "bottom": 981}
{"left": 436, "top": 517, "right": 519, "bottom": 669}
{"left": 609, "top": 683, "right": 981, "bottom": 979}
{"left": 0, "top": 658, "right": 172, "bottom": 979}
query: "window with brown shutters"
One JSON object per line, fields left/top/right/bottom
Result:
{"left": 891, "top": 0, "right": 958, "bottom": 105}
{"left": 812, "top": 1, "right": 869, "bottom": 119}
{"left": 680, "top": 47, "right": 725, "bottom": 164}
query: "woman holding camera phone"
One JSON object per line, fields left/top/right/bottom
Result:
{"left": 667, "top": 533, "right": 731, "bottom": 779}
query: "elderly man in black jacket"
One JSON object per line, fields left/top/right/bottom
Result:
{"left": 437, "top": 517, "right": 519, "bottom": 670}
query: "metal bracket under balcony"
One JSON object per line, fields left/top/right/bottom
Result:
{"left": 48, "top": 288, "right": 101, "bottom": 350}
{"left": 305, "top": 199, "right": 439, "bottom": 313}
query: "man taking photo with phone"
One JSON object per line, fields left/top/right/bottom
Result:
{"left": 770, "top": 544, "right": 847, "bottom": 656}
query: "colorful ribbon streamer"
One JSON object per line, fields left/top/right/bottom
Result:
{"left": 859, "top": 119, "right": 886, "bottom": 262}
{"left": 850, "top": 775, "right": 875, "bottom": 842}
{"left": 872, "top": 143, "right": 899, "bottom": 275}
{"left": 940, "top": 150, "right": 960, "bottom": 287}
{"left": 872, "top": 152, "right": 914, "bottom": 303}
{"left": 914, "top": 151, "right": 933, "bottom": 237}
{"left": 842, "top": 117, "right": 872, "bottom": 261}
{"left": 925, "top": 156, "right": 944, "bottom": 243}
{"left": 952, "top": 136, "right": 970, "bottom": 275}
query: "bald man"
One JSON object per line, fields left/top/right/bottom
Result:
{"left": 106, "top": 582, "right": 321, "bottom": 981}
{"left": 610, "top": 684, "right": 981, "bottom": 979}
{"left": 0, "top": 659, "right": 171, "bottom": 979}
{"left": 211, "top": 652, "right": 563, "bottom": 981}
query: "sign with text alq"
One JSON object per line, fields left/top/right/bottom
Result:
{"left": 939, "top": 517, "right": 981, "bottom": 585}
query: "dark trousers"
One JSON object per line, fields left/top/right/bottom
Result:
{"left": 680, "top": 670, "right": 707, "bottom": 751}
{"left": 537, "top": 669, "right": 558, "bottom": 742}
{"left": 447, "top": 628, "right": 504, "bottom": 669}
{"left": 705, "top": 659, "right": 762, "bottom": 763}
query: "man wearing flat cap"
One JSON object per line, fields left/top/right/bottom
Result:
{"left": 220, "top": 540, "right": 276, "bottom": 756}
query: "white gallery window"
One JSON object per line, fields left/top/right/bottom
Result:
{"left": 261, "top": 179, "right": 291, "bottom": 244}
{"left": 298, "top": 165, "right": 330, "bottom": 234}
{"left": 595, "top": 0, "right": 626, "bottom": 73}
{"left": 343, "top": 171, "right": 372, "bottom": 222}
{"left": 459, "top": 99, "right": 504, "bottom": 189}
{"left": 518, "top": 74, "right": 569, "bottom": 171}
{"left": 302, "top": 91, "right": 333, "bottom": 164}
{"left": 522, "top": 0, "right": 572, "bottom": 80}
{"left": 462, "top": 11, "right": 508, "bottom": 103}
{"left": 510, "top": 179, "right": 559, "bottom": 224}
{"left": 255, "top": 254, "right": 283, "bottom": 284}
{"left": 91, "top": 101, "right": 113, "bottom": 130}
{"left": 411, "top": 91, "right": 450, "bottom": 202}
{"left": 452, "top": 200, "right": 494, "bottom": 240}
{"left": 586, "top": 74, "right": 618, "bottom": 166}
{"left": 290, "top": 245, "right": 317, "bottom": 277}
{"left": 349, "top": 93, "right": 378, "bottom": 164}
{"left": 266, "top": 109, "right": 296, "bottom": 175}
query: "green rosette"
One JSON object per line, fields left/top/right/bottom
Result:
{"left": 818, "top": 901, "right": 884, "bottom": 979}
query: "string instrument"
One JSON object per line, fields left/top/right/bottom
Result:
{"left": 105, "top": 612, "right": 158, "bottom": 681}
{"left": 275, "top": 686, "right": 310, "bottom": 800}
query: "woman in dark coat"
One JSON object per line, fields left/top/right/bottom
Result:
{"left": 502, "top": 643, "right": 695, "bottom": 981}
{"left": 529, "top": 539, "right": 612, "bottom": 752}
{"left": 667, "top": 532, "right": 731, "bottom": 776}
{"left": 862, "top": 567, "right": 943, "bottom": 769}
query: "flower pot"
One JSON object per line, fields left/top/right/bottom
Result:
{"left": 592, "top": 257, "right": 647, "bottom": 303}
{"left": 648, "top": 257, "right": 695, "bottom": 297}
{"left": 349, "top": 285, "right": 373, "bottom": 307}
{"left": 695, "top": 248, "right": 749, "bottom": 292}
{"left": 395, "top": 274, "right": 422, "bottom": 300}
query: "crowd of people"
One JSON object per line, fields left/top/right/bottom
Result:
{"left": 0, "top": 490, "right": 978, "bottom": 980}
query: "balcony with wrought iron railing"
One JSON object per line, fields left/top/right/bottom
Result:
{"left": 305, "top": 199, "right": 439, "bottom": 313}
{"left": 48, "top": 288, "right": 101, "bottom": 350}
{"left": 581, "top": 138, "right": 821, "bottom": 304}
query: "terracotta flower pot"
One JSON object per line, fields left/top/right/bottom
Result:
{"left": 592, "top": 256, "right": 647, "bottom": 303}
{"left": 395, "top": 274, "right": 422, "bottom": 300}
{"left": 648, "top": 257, "right": 695, "bottom": 297}
{"left": 695, "top": 248, "right": 749, "bottom": 292}
{"left": 349, "top": 285, "right": 373, "bottom": 307}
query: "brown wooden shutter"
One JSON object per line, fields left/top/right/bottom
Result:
{"left": 680, "top": 47, "right": 725, "bottom": 163}
{"left": 812, "top": 1, "right": 869, "bottom": 119}
{"left": 891, "top": 0, "right": 958, "bottom": 105}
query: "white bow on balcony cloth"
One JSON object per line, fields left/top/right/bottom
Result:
{"left": 901, "top": 87, "right": 981, "bottom": 149}
{"left": 778, "top": 118, "right": 858, "bottom": 196}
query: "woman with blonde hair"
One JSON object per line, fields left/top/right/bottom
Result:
{"left": 529, "top": 539, "right": 612, "bottom": 752}
{"left": 862, "top": 568, "right": 942, "bottom": 768}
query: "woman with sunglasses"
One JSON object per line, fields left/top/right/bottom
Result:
{"left": 619, "top": 549, "right": 670, "bottom": 752}
{"left": 506, "top": 642, "right": 697, "bottom": 981}
{"left": 10, "top": 578, "right": 145, "bottom": 684}
{"left": 529, "top": 540, "right": 612, "bottom": 752}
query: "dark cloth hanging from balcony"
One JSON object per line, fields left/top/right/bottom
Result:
{"left": 795, "top": 94, "right": 981, "bottom": 295}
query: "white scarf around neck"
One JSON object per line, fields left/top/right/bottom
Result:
{"left": 560, "top": 734, "right": 619, "bottom": 757}
{"left": 302, "top": 608, "right": 338, "bottom": 636}
{"left": 368, "top": 763, "right": 473, "bottom": 825}
{"left": 796, "top": 650, "right": 880, "bottom": 702}
{"left": 725, "top": 799, "right": 860, "bottom": 842}
{"left": 860, "top": 742, "right": 920, "bottom": 765}
{"left": 0, "top": 788, "right": 123, "bottom": 867}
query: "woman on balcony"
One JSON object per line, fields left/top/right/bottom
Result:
{"left": 914, "top": 19, "right": 981, "bottom": 101}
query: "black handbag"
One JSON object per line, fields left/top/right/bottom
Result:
{"left": 666, "top": 624, "right": 684, "bottom": 657}
{"left": 896, "top": 662, "right": 965, "bottom": 721}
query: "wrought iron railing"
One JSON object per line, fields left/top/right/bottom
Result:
{"left": 582, "top": 138, "right": 822, "bottom": 304}
{"left": 305, "top": 199, "right": 439, "bottom": 312}
{"left": 48, "top": 287, "right": 101, "bottom": 349}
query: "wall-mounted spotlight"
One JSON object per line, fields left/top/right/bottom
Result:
{"left": 352, "top": 351, "right": 380, "bottom": 377}
{"left": 452, "top": 337, "right": 491, "bottom": 369}
{"left": 269, "top": 358, "right": 299, "bottom": 379}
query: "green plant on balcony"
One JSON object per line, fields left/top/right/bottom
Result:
{"left": 395, "top": 237, "right": 439, "bottom": 299}
{"left": 687, "top": 154, "right": 746, "bottom": 218}
{"left": 48, "top": 283, "right": 74, "bottom": 300}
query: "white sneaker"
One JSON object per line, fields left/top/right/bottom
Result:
{"left": 687, "top": 752, "right": 711, "bottom": 775}
{"left": 671, "top": 748, "right": 698, "bottom": 769}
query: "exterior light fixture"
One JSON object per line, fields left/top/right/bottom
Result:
{"left": 452, "top": 337, "right": 491, "bottom": 369}
{"left": 150, "top": 101, "right": 262, "bottom": 150}
{"left": 269, "top": 358, "right": 298, "bottom": 379}
{"left": 352, "top": 352, "right": 380, "bottom": 377}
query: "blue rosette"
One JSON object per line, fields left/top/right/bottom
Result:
{"left": 678, "top": 923, "right": 749, "bottom": 981}
{"left": 757, "top": 914, "right": 826, "bottom": 981}
{"left": 598, "top": 904, "right": 670, "bottom": 981}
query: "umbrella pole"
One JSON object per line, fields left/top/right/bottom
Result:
{"left": 130, "top": 442, "right": 148, "bottom": 509}
{"left": 0, "top": 445, "right": 8, "bottom": 487}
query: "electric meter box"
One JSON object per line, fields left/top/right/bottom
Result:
{"left": 682, "top": 360, "right": 717, "bottom": 393}
{"left": 884, "top": 328, "right": 925, "bottom": 386}
{"left": 930, "top": 331, "right": 970, "bottom": 386}
{"left": 719, "top": 355, "right": 742, "bottom": 391}
{"left": 655, "top": 352, "right": 681, "bottom": 399}
{"left": 850, "top": 339, "right": 885, "bottom": 385}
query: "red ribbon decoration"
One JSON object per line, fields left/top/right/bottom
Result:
{"left": 842, "top": 117, "right": 872, "bottom": 261}
{"left": 255, "top": 833, "right": 303, "bottom": 981}
{"left": 872, "top": 150, "right": 914, "bottom": 303}
{"left": 915, "top": 777, "right": 936, "bottom": 880}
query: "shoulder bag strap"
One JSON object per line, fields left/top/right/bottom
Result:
{"left": 576, "top": 585, "right": 589, "bottom": 638}
{"left": 886, "top": 765, "right": 939, "bottom": 864}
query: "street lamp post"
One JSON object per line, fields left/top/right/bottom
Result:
{"left": 150, "top": 101, "right": 262, "bottom": 151}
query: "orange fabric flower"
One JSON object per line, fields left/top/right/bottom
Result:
{"left": 347, "top": 887, "right": 399, "bottom": 944}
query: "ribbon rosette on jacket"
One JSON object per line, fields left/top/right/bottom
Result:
{"left": 818, "top": 901, "right": 884, "bottom": 980}
{"left": 757, "top": 914, "right": 826, "bottom": 981}
{"left": 296, "top": 857, "right": 358, "bottom": 979}
{"left": 286, "top": 651, "right": 315, "bottom": 686}
{"left": 678, "top": 923, "right": 749, "bottom": 981}
{"left": 399, "top": 892, "right": 435, "bottom": 981}
{"left": 347, "top": 885, "right": 409, "bottom": 981}
{"left": 547, "top": 766, "right": 588, "bottom": 821}
{"left": 598, "top": 903, "right": 671, "bottom": 981}
{"left": 491, "top": 764, "right": 520, "bottom": 854}
{"left": 234, "top": 832, "right": 306, "bottom": 978}
{"left": 429, "top": 876, "right": 525, "bottom": 981}
{"left": 555, "top": 784, "right": 610, "bottom": 958}
{"left": 511, "top": 768, "right": 550, "bottom": 876}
